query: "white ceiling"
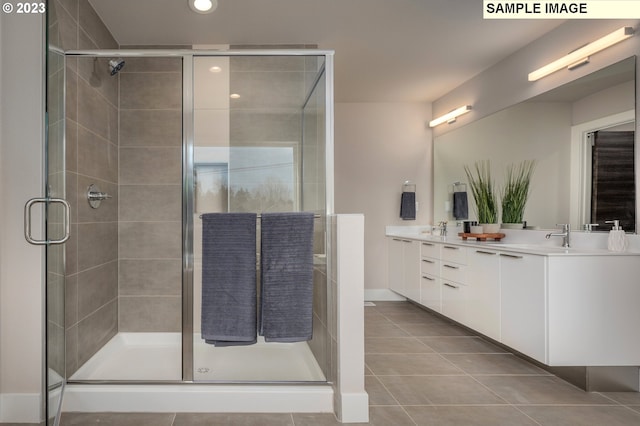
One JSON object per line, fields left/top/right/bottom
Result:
{"left": 89, "top": 0, "right": 564, "bottom": 103}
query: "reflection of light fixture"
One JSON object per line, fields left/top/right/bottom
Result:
{"left": 188, "top": 0, "right": 218, "bottom": 14}
{"left": 230, "top": 93, "right": 241, "bottom": 99}
{"left": 209, "top": 66, "right": 222, "bottom": 73}
{"left": 528, "top": 27, "right": 634, "bottom": 82}
{"left": 429, "top": 105, "right": 472, "bottom": 127}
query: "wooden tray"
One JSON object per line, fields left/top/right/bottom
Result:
{"left": 458, "top": 232, "right": 506, "bottom": 241}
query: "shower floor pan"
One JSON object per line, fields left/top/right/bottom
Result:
{"left": 70, "top": 332, "right": 325, "bottom": 382}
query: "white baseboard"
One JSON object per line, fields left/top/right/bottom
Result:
{"left": 0, "top": 393, "right": 42, "bottom": 423}
{"left": 364, "top": 289, "right": 406, "bottom": 301}
{"left": 336, "top": 391, "right": 369, "bottom": 423}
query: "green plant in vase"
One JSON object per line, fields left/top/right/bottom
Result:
{"left": 464, "top": 160, "right": 499, "bottom": 233}
{"left": 501, "top": 160, "right": 536, "bottom": 227}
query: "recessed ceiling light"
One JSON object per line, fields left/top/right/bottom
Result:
{"left": 209, "top": 66, "right": 222, "bottom": 73}
{"left": 188, "top": 0, "right": 218, "bottom": 14}
{"left": 230, "top": 94, "right": 241, "bottom": 99}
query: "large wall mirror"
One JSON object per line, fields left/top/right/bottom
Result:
{"left": 434, "top": 56, "right": 636, "bottom": 233}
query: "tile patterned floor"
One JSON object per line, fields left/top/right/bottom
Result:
{"left": 8, "top": 301, "right": 640, "bottom": 425}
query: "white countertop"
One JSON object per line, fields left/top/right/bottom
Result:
{"left": 386, "top": 229, "right": 640, "bottom": 257}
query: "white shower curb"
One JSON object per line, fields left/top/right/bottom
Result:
{"left": 63, "top": 384, "right": 333, "bottom": 413}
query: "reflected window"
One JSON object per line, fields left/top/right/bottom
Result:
{"left": 195, "top": 146, "right": 296, "bottom": 214}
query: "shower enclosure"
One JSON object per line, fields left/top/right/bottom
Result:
{"left": 41, "top": 46, "right": 335, "bottom": 422}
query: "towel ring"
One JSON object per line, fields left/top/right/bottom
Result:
{"left": 453, "top": 182, "right": 467, "bottom": 192}
{"left": 403, "top": 181, "right": 416, "bottom": 193}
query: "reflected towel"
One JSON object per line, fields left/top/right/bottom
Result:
{"left": 260, "top": 212, "right": 314, "bottom": 342}
{"left": 400, "top": 191, "right": 416, "bottom": 220}
{"left": 453, "top": 191, "right": 468, "bottom": 220}
{"left": 201, "top": 213, "right": 257, "bottom": 346}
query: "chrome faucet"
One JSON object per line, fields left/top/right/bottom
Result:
{"left": 546, "top": 223, "right": 570, "bottom": 248}
{"left": 438, "top": 220, "right": 448, "bottom": 237}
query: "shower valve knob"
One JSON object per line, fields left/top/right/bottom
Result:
{"left": 87, "top": 184, "right": 112, "bottom": 209}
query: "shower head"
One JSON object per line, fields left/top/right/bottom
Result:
{"left": 109, "top": 59, "right": 125, "bottom": 76}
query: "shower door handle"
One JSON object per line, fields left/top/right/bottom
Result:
{"left": 24, "top": 197, "right": 71, "bottom": 245}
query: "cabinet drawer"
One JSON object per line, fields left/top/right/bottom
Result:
{"left": 420, "top": 241, "right": 440, "bottom": 258}
{"left": 441, "top": 261, "right": 466, "bottom": 284}
{"left": 441, "top": 245, "right": 467, "bottom": 264}
{"left": 420, "top": 257, "right": 439, "bottom": 275}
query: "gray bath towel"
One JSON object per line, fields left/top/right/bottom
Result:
{"left": 260, "top": 212, "right": 314, "bottom": 342}
{"left": 201, "top": 213, "right": 257, "bottom": 346}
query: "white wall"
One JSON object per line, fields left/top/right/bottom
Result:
{"left": 335, "top": 102, "right": 432, "bottom": 294}
{"left": 0, "top": 11, "right": 45, "bottom": 424}
{"left": 573, "top": 80, "right": 635, "bottom": 125}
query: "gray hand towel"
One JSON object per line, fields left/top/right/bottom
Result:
{"left": 400, "top": 191, "right": 416, "bottom": 220}
{"left": 453, "top": 191, "right": 469, "bottom": 220}
{"left": 260, "top": 212, "right": 314, "bottom": 342}
{"left": 201, "top": 213, "right": 257, "bottom": 346}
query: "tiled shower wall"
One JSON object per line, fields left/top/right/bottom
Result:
{"left": 49, "top": 0, "right": 121, "bottom": 376}
{"left": 118, "top": 58, "right": 183, "bottom": 332}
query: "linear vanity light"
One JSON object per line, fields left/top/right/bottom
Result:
{"left": 429, "top": 105, "right": 472, "bottom": 127}
{"left": 528, "top": 26, "right": 635, "bottom": 82}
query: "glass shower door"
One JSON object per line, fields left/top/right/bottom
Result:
{"left": 45, "top": 47, "right": 67, "bottom": 425}
{"left": 23, "top": 46, "right": 69, "bottom": 425}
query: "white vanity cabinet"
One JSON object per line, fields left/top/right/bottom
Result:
{"left": 386, "top": 232, "right": 640, "bottom": 367}
{"left": 499, "top": 252, "right": 547, "bottom": 363}
{"left": 466, "top": 248, "right": 501, "bottom": 341}
{"left": 387, "top": 238, "right": 420, "bottom": 302}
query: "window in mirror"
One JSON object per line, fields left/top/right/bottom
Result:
{"left": 590, "top": 129, "right": 636, "bottom": 232}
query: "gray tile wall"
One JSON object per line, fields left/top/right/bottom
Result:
{"left": 118, "top": 57, "right": 183, "bottom": 332}
{"left": 50, "top": 0, "right": 121, "bottom": 376}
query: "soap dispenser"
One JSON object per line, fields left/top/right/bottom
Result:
{"left": 605, "top": 220, "right": 628, "bottom": 252}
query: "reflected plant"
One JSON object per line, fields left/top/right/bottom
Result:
{"left": 464, "top": 160, "right": 498, "bottom": 224}
{"left": 501, "top": 160, "right": 536, "bottom": 224}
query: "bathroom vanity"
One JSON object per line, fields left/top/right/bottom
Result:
{"left": 386, "top": 230, "right": 640, "bottom": 367}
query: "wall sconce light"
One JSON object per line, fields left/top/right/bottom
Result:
{"left": 528, "top": 26, "right": 634, "bottom": 82}
{"left": 429, "top": 105, "right": 472, "bottom": 127}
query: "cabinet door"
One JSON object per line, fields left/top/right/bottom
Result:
{"left": 420, "top": 274, "right": 441, "bottom": 312}
{"left": 403, "top": 240, "right": 421, "bottom": 302}
{"left": 500, "top": 252, "right": 546, "bottom": 363}
{"left": 467, "top": 249, "right": 500, "bottom": 340}
{"left": 388, "top": 238, "right": 405, "bottom": 295}
{"left": 441, "top": 280, "right": 467, "bottom": 324}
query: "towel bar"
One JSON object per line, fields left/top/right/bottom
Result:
{"left": 198, "top": 213, "right": 323, "bottom": 219}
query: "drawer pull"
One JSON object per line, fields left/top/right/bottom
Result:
{"left": 422, "top": 259, "right": 435, "bottom": 264}
{"left": 392, "top": 238, "right": 402, "bottom": 242}
{"left": 476, "top": 250, "right": 497, "bottom": 255}
{"left": 443, "top": 264, "right": 459, "bottom": 270}
{"left": 402, "top": 239, "right": 412, "bottom": 243}
{"left": 422, "top": 275, "right": 435, "bottom": 281}
{"left": 422, "top": 242, "right": 434, "bottom": 246}
{"left": 443, "top": 245, "right": 459, "bottom": 250}
{"left": 500, "top": 253, "right": 523, "bottom": 259}
{"left": 443, "top": 282, "right": 459, "bottom": 289}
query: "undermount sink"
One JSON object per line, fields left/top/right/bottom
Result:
{"left": 492, "top": 243, "right": 573, "bottom": 252}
